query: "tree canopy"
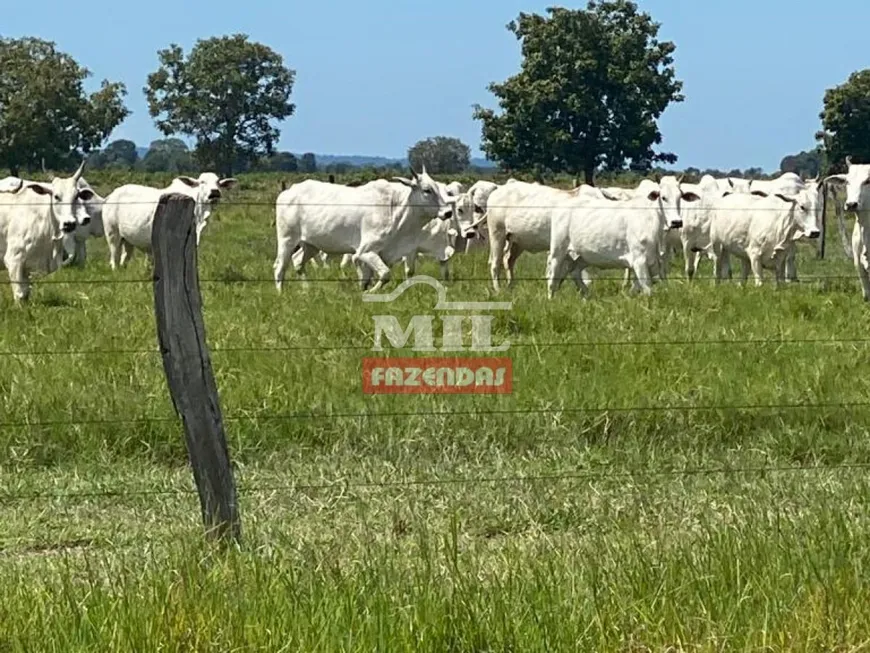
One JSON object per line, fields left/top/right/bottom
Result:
{"left": 408, "top": 136, "right": 471, "bottom": 174}
{"left": 473, "top": 1, "right": 682, "bottom": 184}
{"left": 144, "top": 33, "right": 295, "bottom": 176}
{"left": 817, "top": 69, "right": 870, "bottom": 171}
{"left": 0, "top": 37, "right": 129, "bottom": 175}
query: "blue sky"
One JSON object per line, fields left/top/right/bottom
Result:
{"left": 4, "top": 0, "right": 869, "bottom": 170}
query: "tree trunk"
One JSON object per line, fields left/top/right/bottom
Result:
{"left": 583, "top": 163, "right": 595, "bottom": 186}
{"left": 10, "top": 164, "right": 19, "bottom": 177}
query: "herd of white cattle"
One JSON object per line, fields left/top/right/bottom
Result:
{"left": 3, "top": 159, "right": 870, "bottom": 303}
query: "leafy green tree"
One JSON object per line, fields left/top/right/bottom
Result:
{"left": 780, "top": 147, "right": 823, "bottom": 178}
{"left": 472, "top": 1, "right": 682, "bottom": 184}
{"left": 140, "top": 138, "right": 194, "bottom": 173}
{"left": 0, "top": 37, "right": 129, "bottom": 175}
{"left": 300, "top": 152, "right": 317, "bottom": 173}
{"left": 95, "top": 139, "right": 139, "bottom": 169}
{"left": 261, "top": 151, "right": 298, "bottom": 172}
{"left": 408, "top": 136, "right": 471, "bottom": 174}
{"left": 144, "top": 33, "right": 295, "bottom": 176}
{"left": 817, "top": 69, "right": 870, "bottom": 171}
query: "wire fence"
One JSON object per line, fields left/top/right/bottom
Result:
{"left": 3, "top": 461, "right": 870, "bottom": 505}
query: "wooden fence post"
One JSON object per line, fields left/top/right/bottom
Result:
{"left": 151, "top": 193, "right": 241, "bottom": 544}
{"left": 819, "top": 182, "right": 827, "bottom": 259}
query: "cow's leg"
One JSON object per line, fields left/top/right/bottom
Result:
{"left": 749, "top": 255, "right": 764, "bottom": 287}
{"left": 4, "top": 257, "right": 30, "bottom": 303}
{"left": 355, "top": 251, "right": 391, "bottom": 293}
{"left": 403, "top": 253, "right": 417, "bottom": 278}
{"left": 683, "top": 242, "right": 696, "bottom": 280}
{"left": 545, "top": 252, "right": 568, "bottom": 299}
{"left": 488, "top": 229, "right": 507, "bottom": 293}
{"left": 504, "top": 242, "right": 523, "bottom": 289}
{"left": 74, "top": 239, "right": 87, "bottom": 268}
{"left": 738, "top": 258, "right": 751, "bottom": 285}
{"left": 119, "top": 240, "right": 135, "bottom": 267}
{"left": 106, "top": 230, "right": 122, "bottom": 271}
{"left": 855, "top": 245, "right": 870, "bottom": 302}
{"left": 356, "top": 261, "right": 374, "bottom": 291}
{"left": 273, "top": 237, "right": 297, "bottom": 292}
{"left": 622, "top": 268, "right": 633, "bottom": 290}
{"left": 292, "top": 242, "right": 320, "bottom": 289}
{"left": 630, "top": 259, "right": 653, "bottom": 296}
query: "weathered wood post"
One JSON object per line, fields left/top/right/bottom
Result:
{"left": 819, "top": 181, "right": 827, "bottom": 259}
{"left": 151, "top": 194, "right": 241, "bottom": 544}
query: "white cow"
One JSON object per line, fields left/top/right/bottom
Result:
{"left": 61, "top": 178, "right": 105, "bottom": 267}
{"left": 546, "top": 184, "right": 688, "bottom": 298}
{"left": 708, "top": 191, "right": 820, "bottom": 286}
{"left": 274, "top": 166, "right": 455, "bottom": 292}
{"left": 102, "top": 172, "right": 237, "bottom": 269}
{"left": 0, "top": 161, "right": 97, "bottom": 302}
{"left": 824, "top": 157, "right": 870, "bottom": 300}
{"left": 662, "top": 175, "right": 728, "bottom": 280}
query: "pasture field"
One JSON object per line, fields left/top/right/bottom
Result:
{"left": 2, "top": 173, "right": 870, "bottom": 650}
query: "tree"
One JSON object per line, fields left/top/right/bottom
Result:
{"left": 472, "top": 1, "right": 682, "bottom": 184}
{"left": 407, "top": 136, "right": 471, "bottom": 174}
{"left": 817, "top": 69, "right": 870, "bottom": 171}
{"left": 780, "top": 147, "right": 823, "bottom": 178}
{"left": 0, "top": 37, "right": 129, "bottom": 175}
{"left": 140, "top": 138, "right": 194, "bottom": 173}
{"left": 300, "top": 152, "right": 317, "bottom": 173}
{"left": 100, "top": 139, "right": 139, "bottom": 168}
{"left": 144, "top": 33, "right": 295, "bottom": 176}
{"left": 256, "top": 151, "right": 298, "bottom": 172}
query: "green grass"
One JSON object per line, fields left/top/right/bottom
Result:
{"left": 1, "top": 177, "right": 870, "bottom": 650}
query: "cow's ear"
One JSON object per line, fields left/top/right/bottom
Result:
{"left": 774, "top": 193, "right": 797, "bottom": 204}
{"left": 24, "top": 182, "right": 52, "bottom": 196}
{"left": 175, "top": 176, "right": 199, "bottom": 188}
{"left": 77, "top": 188, "right": 95, "bottom": 201}
{"left": 218, "top": 177, "right": 238, "bottom": 189}
{"left": 391, "top": 176, "right": 415, "bottom": 188}
{"left": 722, "top": 191, "right": 733, "bottom": 197}
{"left": 682, "top": 192, "right": 700, "bottom": 202}
{"left": 646, "top": 190, "right": 661, "bottom": 202}
{"left": 751, "top": 190, "right": 768, "bottom": 197}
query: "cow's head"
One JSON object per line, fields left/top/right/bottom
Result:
{"left": 391, "top": 164, "right": 455, "bottom": 222}
{"left": 646, "top": 176, "right": 700, "bottom": 230}
{"left": 173, "top": 172, "right": 238, "bottom": 243}
{"left": 450, "top": 192, "right": 488, "bottom": 240}
{"left": 74, "top": 177, "right": 105, "bottom": 238}
{"left": 418, "top": 218, "right": 456, "bottom": 263}
{"left": 824, "top": 156, "right": 870, "bottom": 214}
{"left": 773, "top": 192, "right": 820, "bottom": 241}
{"left": 20, "top": 160, "right": 94, "bottom": 235}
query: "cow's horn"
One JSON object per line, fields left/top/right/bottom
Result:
{"left": 846, "top": 155, "right": 853, "bottom": 167}
{"left": 72, "top": 158, "right": 86, "bottom": 181}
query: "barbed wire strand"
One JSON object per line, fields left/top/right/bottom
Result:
{"left": 2, "top": 461, "right": 870, "bottom": 503}
{"left": 2, "top": 336, "right": 870, "bottom": 357}
{"left": 2, "top": 401, "right": 870, "bottom": 431}
{"left": 19, "top": 273, "right": 866, "bottom": 285}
